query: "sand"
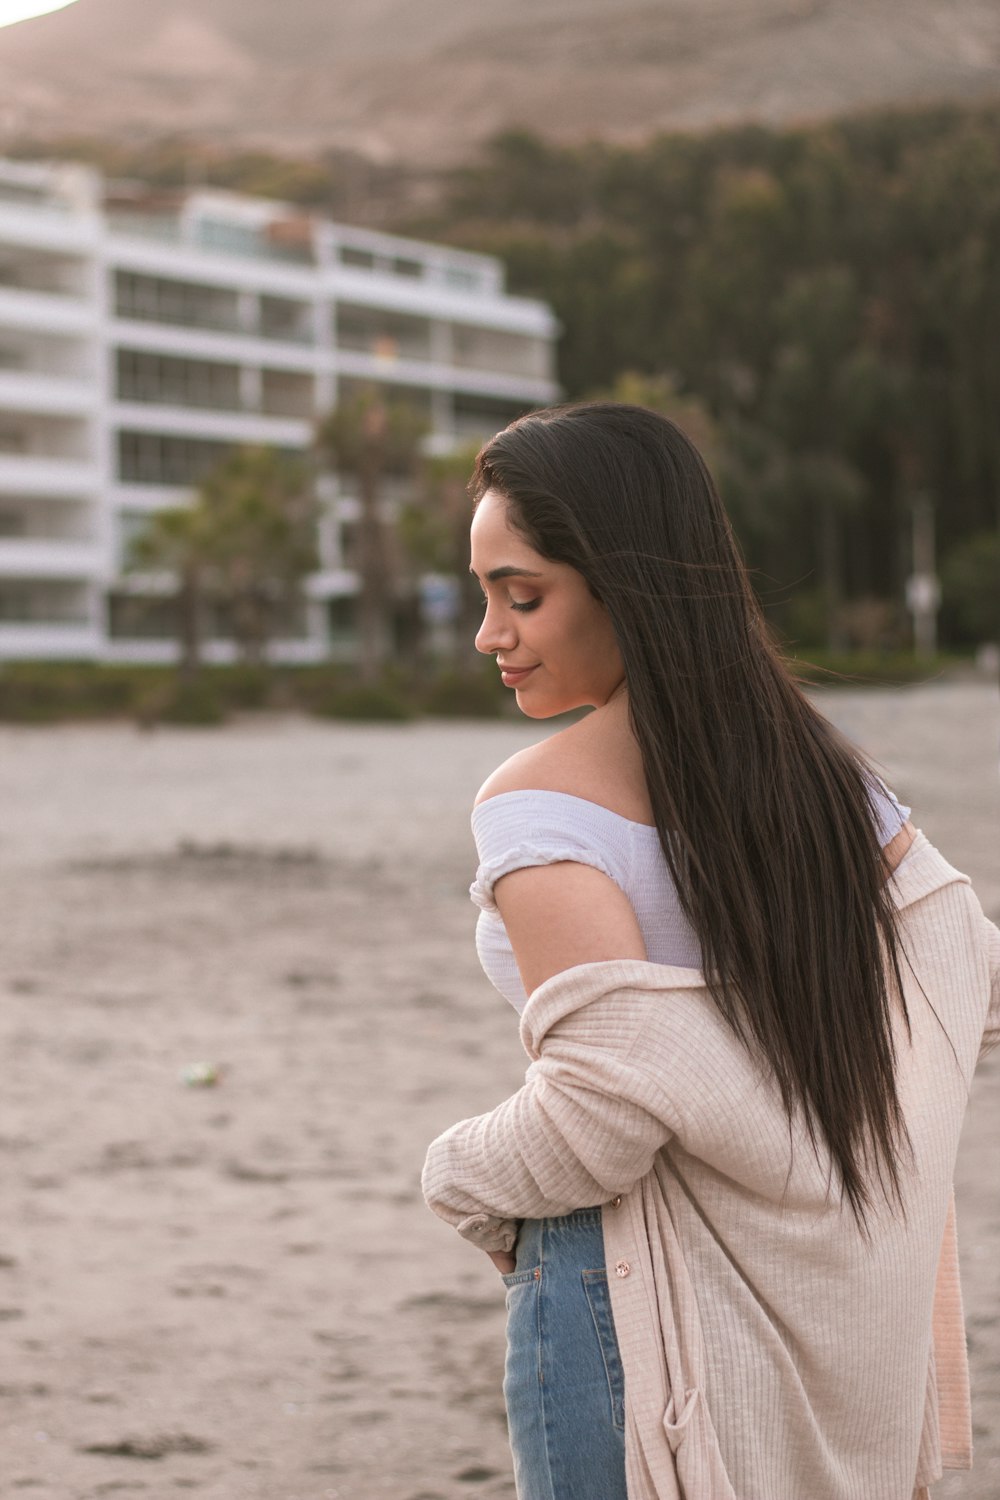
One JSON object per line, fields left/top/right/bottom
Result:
{"left": 0, "top": 678, "right": 997, "bottom": 1500}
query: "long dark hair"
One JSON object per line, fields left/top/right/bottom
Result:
{"left": 471, "top": 401, "right": 911, "bottom": 1226}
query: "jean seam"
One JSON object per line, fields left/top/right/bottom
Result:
{"left": 581, "top": 1271, "right": 626, "bottom": 1433}
{"left": 536, "top": 1218, "right": 556, "bottom": 1500}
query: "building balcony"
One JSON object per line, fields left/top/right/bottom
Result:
{"left": 326, "top": 265, "right": 557, "bottom": 338}
{"left": 0, "top": 537, "right": 103, "bottom": 579}
{"left": 112, "top": 317, "right": 319, "bottom": 372}
{"left": 110, "top": 483, "right": 192, "bottom": 513}
{"left": 0, "top": 285, "right": 98, "bottom": 335}
{"left": 0, "top": 620, "right": 102, "bottom": 659}
{"left": 0, "top": 202, "right": 100, "bottom": 257}
{"left": 0, "top": 369, "right": 97, "bottom": 418}
{"left": 110, "top": 402, "right": 313, "bottom": 448}
{"left": 334, "top": 347, "right": 558, "bottom": 404}
{"left": 0, "top": 455, "right": 99, "bottom": 497}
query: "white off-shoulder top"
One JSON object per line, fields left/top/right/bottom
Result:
{"left": 471, "top": 782, "right": 911, "bottom": 1013}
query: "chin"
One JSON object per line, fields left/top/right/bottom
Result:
{"left": 515, "top": 689, "right": 587, "bottom": 720}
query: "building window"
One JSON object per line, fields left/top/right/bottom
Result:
{"left": 0, "top": 579, "right": 87, "bottom": 624}
{"left": 114, "top": 270, "right": 241, "bottom": 336}
{"left": 451, "top": 324, "right": 552, "bottom": 380}
{"left": 108, "top": 590, "right": 178, "bottom": 641}
{"left": 337, "top": 305, "right": 432, "bottom": 362}
{"left": 117, "top": 431, "right": 233, "bottom": 487}
{"left": 116, "top": 350, "right": 244, "bottom": 411}
{"left": 0, "top": 507, "right": 25, "bottom": 536}
{"left": 259, "top": 295, "right": 314, "bottom": 345}
{"left": 339, "top": 246, "right": 375, "bottom": 271}
{"left": 327, "top": 594, "right": 357, "bottom": 641}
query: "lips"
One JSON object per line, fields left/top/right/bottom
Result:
{"left": 498, "top": 663, "right": 538, "bottom": 687}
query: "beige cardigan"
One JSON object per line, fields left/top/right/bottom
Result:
{"left": 422, "top": 833, "right": 1000, "bottom": 1499}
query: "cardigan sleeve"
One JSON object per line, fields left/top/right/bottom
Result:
{"left": 421, "top": 1018, "right": 678, "bottom": 1252}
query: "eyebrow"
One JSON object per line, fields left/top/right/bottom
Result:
{"left": 469, "top": 565, "right": 544, "bottom": 583}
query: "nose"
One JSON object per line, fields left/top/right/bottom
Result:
{"left": 475, "top": 597, "right": 518, "bottom": 657}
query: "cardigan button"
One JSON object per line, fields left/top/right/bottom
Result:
{"left": 614, "top": 1260, "right": 631, "bottom": 1278}
{"left": 609, "top": 1195, "right": 622, "bottom": 1208}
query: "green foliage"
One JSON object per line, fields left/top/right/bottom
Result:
{"left": 126, "top": 445, "right": 320, "bottom": 672}
{"left": 135, "top": 676, "right": 227, "bottom": 727}
{"left": 407, "top": 104, "right": 1000, "bottom": 652}
{"left": 308, "top": 679, "right": 415, "bottom": 722}
{"left": 199, "top": 446, "right": 320, "bottom": 664}
{"left": 211, "top": 664, "right": 278, "bottom": 710}
{"left": 940, "top": 531, "right": 1000, "bottom": 643}
{"left": 421, "top": 667, "right": 507, "bottom": 719}
{"left": 317, "top": 385, "right": 429, "bottom": 478}
{"left": 317, "top": 386, "right": 430, "bottom": 684}
{"left": 785, "top": 650, "right": 965, "bottom": 687}
{"left": 0, "top": 663, "right": 147, "bottom": 722}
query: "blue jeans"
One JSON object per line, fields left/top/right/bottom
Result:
{"left": 501, "top": 1207, "right": 628, "bottom": 1500}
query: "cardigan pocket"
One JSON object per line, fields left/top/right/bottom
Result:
{"left": 582, "top": 1269, "right": 626, "bottom": 1431}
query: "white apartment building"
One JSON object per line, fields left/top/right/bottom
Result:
{"left": 0, "top": 158, "right": 559, "bottom": 662}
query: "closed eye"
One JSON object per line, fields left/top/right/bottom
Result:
{"left": 477, "top": 591, "right": 540, "bottom": 614}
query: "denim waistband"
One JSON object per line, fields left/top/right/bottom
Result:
{"left": 540, "top": 1205, "right": 604, "bottom": 1229}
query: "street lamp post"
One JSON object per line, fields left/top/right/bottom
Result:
{"left": 905, "top": 494, "right": 941, "bottom": 660}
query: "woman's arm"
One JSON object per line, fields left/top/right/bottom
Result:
{"left": 493, "top": 861, "right": 647, "bottom": 995}
{"left": 426, "top": 864, "right": 652, "bottom": 1272}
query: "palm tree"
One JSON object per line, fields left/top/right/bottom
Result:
{"left": 399, "top": 443, "right": 483, "bottom": 672}
{"left": 126, "top": 504, "right": 216, "bottom": 683}
{"left": 126, "top": 445, "right": 320, "bottom": 674}
{"left": 317, "top": 387, "right": 429, "bottom": 683}
{"left": 199, "top": 446, "right": 320, "bottom": 666}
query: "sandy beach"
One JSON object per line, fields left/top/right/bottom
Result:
{"left": 0, "top": 678, "right": 997, "bottom": 1500}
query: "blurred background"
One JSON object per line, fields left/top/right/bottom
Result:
{"left": 0, "top": 3, "right": 997, "bottom": 1498}
{"left": 0, "top": 0, "right": 998, "bottom": 708}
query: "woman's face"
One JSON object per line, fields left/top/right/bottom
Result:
{"left": 469, "top": 488, "right": 625, "bottom": 718}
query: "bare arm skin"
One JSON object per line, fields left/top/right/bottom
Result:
{"left": 493, "top": 861, "right": 648, "bottom": 996}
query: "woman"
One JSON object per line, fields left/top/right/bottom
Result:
{"left": 422, "top": 402, "right": 1000, "bottom": 1500}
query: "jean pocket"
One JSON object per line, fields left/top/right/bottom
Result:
{"left": 581, "top": 1268, "right": 626, "bottom": 1431}
{"left": 502, "top": 1266, "right": 541, "bottom": 1288}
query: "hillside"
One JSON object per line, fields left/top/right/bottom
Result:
{"left": 0, "top": 0, "right": 998, "bottom": 164}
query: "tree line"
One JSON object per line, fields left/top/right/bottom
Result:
{"left": 406, "top": 106, "right": 1000, "bottom": 651}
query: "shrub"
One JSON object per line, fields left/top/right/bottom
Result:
{"left": 786, "top": 650, "right": 965, "bottom": 686}
{"left": 421, "top": 669, "right": 505, "bottom": 719}
{"left": 940, "top": 532, "right": 1000, "bottom": 645}
{"left": 0, "top": 663, "right": 146, "bottom": 722}
{"left": 310, "top": 681, "right": 415, "bottom": 722}
{"left": 134, "top": 676, "right": 227, "bottom": 727}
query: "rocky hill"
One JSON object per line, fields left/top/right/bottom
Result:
{"left": 0, "top": 0, "right": 998, "bottom": 164}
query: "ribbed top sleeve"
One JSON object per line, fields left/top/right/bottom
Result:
{"left": 470, "top": 782, "right": 910, "bottom": 1012}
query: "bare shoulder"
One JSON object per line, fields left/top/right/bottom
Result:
{"left": 474, "top": 723, "right": 583, "bottom": 807}
{"left": 475, "top": 702, "right": 652, "bottom": 822}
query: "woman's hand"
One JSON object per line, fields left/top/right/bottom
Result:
{"left": 487, "top": 1248, "right": 517, "bottom": 1275}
